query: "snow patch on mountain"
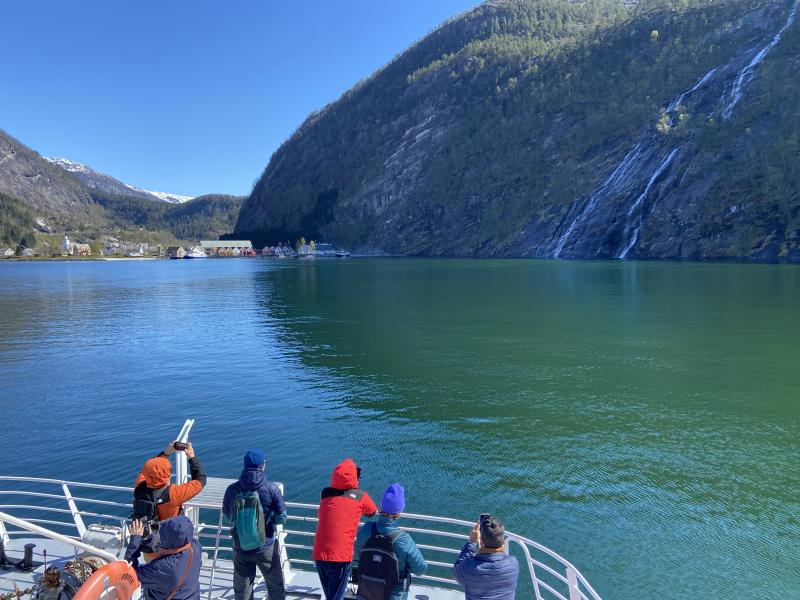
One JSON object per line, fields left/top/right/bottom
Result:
{"left": 44, "top": 156, "right": 194, "bottom": 204}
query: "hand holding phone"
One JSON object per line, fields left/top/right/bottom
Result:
{"left": 173, "top": 441, "right": 189, "bottom": 451}
{"left": 470, "top": 522, "right": 481, "bottom": 544}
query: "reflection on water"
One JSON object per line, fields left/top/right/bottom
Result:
{"left": 1, "top": 258, "right": 798, "bottom": 599}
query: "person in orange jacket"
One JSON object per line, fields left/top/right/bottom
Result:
{"left": 133, "top": 441, "right": 207, "bottom": 553}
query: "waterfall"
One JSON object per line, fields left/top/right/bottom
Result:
{"left": 722, "top": 0, "right": 799, "bottom": 120}
{"left": 666, "top": 68, "right": 717, "bottom": 114}
{"left": 546, "top": 1, "right": 798, "bottom": 260}
{"left": 551, "top": 65, "right": 721, "bottom": 259}
{"left": 618, "top": 147, "right": 681, "bottom": 259}
{"left": 551, "top": 143, "right": 644, "bottom": 257}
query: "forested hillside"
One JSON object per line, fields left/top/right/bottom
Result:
{"left": 0, "top": 129, "right": 243, "bottom": 248}
{"left": 237, "top": 0, "right": 800, "bottom": 261}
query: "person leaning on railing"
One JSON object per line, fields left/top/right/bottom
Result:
{"left": 312, "top": 458, "right": 377, "bottom": 600}
{"left": 452, "top": 514, "right": 519, "bottom": 600}
{"left": 352, "top": 483, "right": 427, "bottom": 600}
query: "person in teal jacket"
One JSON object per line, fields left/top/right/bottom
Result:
{"left": 353, "top": 483, "right": 427, "bottom": 600}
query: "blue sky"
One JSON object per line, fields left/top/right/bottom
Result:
{"left": 0, "top": 1, "right": 480, "bottom": 197}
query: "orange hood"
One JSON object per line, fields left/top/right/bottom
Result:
{"left": 141, "top": 456, "right": 172, "bottom": 488}
{"left": 330, "top": 458, "right": 358, "bottom": 490}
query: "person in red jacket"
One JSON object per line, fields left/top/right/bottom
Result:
{"left": 313, "top": 459, "right": 377, "bottom": 600}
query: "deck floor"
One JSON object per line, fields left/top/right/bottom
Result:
{"left": 1, "top": 538, "right": 463, "bottom": 600}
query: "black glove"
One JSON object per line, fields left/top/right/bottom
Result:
{"left": 350, "top": 567, "right": 359, "bottom": 584}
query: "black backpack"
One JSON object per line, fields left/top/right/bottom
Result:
{"left": 132, "top": 482, "right": 171, "bottom": 524}
{"left": 132, "top": 483, "right": 170, "bottom": 553}
{"left": 357, "top": 523, "right": 405, "bottom": 600}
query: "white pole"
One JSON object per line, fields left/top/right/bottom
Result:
{"left": 0, "top": 511, "right": 117, "bottom": 562}
{"left": 567, "top": 566, "right": 581, "bottom": 600}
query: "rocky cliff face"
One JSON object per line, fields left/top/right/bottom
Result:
{"left": 237, "top": 0, "right": 800, "bottom": 261}
{"left": 0, "top": 130, "right": 92, "bottom": 226}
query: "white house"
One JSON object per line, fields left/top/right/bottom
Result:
{"left": 72, "top": 243, "right": 91, "bottom": 256}
{"left": 2, "top": 248, "right": 14, "bottom": 257}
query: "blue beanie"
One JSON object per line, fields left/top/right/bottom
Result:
{"left": 243, "top": 449, "right": 266, "bottom": 469}
{"left": 381, "top": 483, "right": 405, "bottom": 514}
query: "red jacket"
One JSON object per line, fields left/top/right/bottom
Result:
{"left": 312, "top": 459, "right": 377, "bottom": 562}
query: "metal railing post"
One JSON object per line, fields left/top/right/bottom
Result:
{"left": 276, "top": 483, "right": 291, "bottom": 583}
{"left": 62, "top": 483, "right": 87, "bottom": 538}
{"left": 510, "top": 537, "right": 544, "bottom": 600}
{"left": 206, "top": 509, "right": 225, "bottom": 600}
{"left": 174, "top": 419, "right": 197, "bottom": 528}
{"left": 0, "top": 518, "right": 8, "bottom": 546}
{"left": 567, "top": 567, "right": 581, "bottom": 600}
{"left": 174, "top": 419, "right": 194, "bottom": 485}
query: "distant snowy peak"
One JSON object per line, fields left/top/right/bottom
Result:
{"left": 46, "top": 157, "right": 93, "bottom": 174}
{"left": 44, "top": 156, "right": 194, "bottom": 204}
{"left": 126, "top": 185, "right": 194, "bottom": 204}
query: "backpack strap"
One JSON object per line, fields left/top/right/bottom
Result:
{"left": 165, "top": 545, "right": 193, "bottom": 600}
{"left": 133, "top": 483, "right": 170, "bottom": 520}
{"left": 386, "top": 529, "right": 404, "bottom": 541}
{"left": 369, "top": 523, "right": 405, "bottom": 541}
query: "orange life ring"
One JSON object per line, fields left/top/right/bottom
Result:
{"left": 73, "top": 560, "right": 140, "bottom": 600}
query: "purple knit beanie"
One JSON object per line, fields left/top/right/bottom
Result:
{"left": 381, "top": 483, "right": 405, "bottom": 514}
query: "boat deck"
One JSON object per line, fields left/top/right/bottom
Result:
{"left": 0, "top": 420, "right": 602, "bottom": 600}
{"left": 0, "top": 536, "right": 462, "bottom": 600}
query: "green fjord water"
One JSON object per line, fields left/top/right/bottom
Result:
{"left": 0, "top": 258, "right": 797, "bottom": 599}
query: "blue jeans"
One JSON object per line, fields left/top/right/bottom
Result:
{"left": 315, "top": 560, "right": 351, "bottom": 600}
{"left": 233, "top": 540, "right": 285, "bottom": 600}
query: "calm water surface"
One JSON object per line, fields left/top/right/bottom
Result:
{"left": 0, "top": 259, "right": 798, "bottom": 599}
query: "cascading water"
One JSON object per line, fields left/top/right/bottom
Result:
{"left": 722, "top": 0, "right": 798, "bottom": 119}
{"left": 617, "top": 146, "right": 682, "bottom": 259}
{"left": 546, "top": 0, "right": 798, "bottom": 260}
{"left": 666, "top": 68, "right": 717, "bottom": 114}
{"left": 551, "top": 143, "right": 644, "bottom": 258}
{"left": 550, "top": 57, "right": 718, "bottom": 259}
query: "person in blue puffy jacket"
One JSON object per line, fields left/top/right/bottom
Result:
{"left": 126, "top": 515, "right": 202, "bottom": 600}
{"left": 353, "top": 483, "right": 427, "bottom": 600}
{"left": 453, "top": 514, "right": 519, "bottom": 600}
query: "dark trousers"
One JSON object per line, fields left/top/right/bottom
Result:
{"left": 233, "top": 540, "right": 285, "bottom": 600}
{"left": 315, "top": 560, "right": 351, "bottom": 600}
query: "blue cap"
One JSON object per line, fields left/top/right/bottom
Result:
{"left": 243, "top": 449, "right": 266, "bottom": 469}
{"left": 381, "top": 483, "right": 405, "bottom": 514}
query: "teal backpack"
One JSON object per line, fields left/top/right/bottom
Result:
{"left": 233, "top": 491, "right": 266, "bottom": 551}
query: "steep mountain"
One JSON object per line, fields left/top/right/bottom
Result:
{"left": 0, "top": 129, "right": 92, "bottom": 224}
{"left": 0, "top": 129, "right": 242, "bottom": 246}
{"left": 44, "top": 157, "right": 194, "bottom": 204}
{"left": 237, "top": 0, "right": 800, "bottom": 261}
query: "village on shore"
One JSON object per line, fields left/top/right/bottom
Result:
{"left": 1, "top": 233, "right": 350, "bottom": 260}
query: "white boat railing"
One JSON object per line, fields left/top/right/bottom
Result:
{"left": 0, "top": 475, "right": 601, "bottom": 600}
{"left": 1, "top": 419, "right": 600, "bottom": 600}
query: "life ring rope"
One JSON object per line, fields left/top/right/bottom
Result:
{"left": 73, "top": 560, "right": 140, "bottom": 600}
